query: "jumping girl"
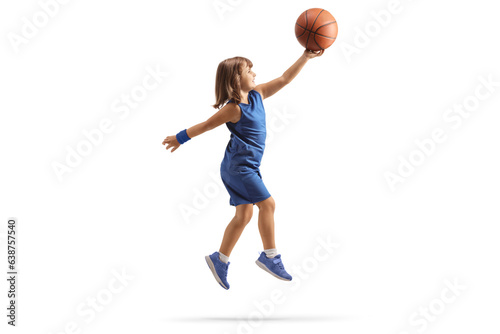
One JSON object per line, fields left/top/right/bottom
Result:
{"left": 162, "top": 49, "right": 324, "bottom": 290}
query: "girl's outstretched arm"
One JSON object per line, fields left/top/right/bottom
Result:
{"left": 255, "top": 49, "right": 324, "bottom": 100}
{"left": 162, "top": 102, "right": 240, "bottom": 153}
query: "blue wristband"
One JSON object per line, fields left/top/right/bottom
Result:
{"left": 176, "top": 129, "right": 191, "bottom": 144}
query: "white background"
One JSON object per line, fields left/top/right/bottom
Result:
{"left": 1, "top": 0, "right": 499, "bottom": 333}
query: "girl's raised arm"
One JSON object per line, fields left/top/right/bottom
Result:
{"left": 162, "top": 102, "right": 240, "bottom": 153}
{"left": 255, "top": 49, "right": 324, "bottom": 100}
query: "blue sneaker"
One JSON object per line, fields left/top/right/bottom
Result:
{"left": 205, "top": 251, "right": 230, "bottom": 290}
{"left": 255, "top": 253, "right": 292, "bottom": 281}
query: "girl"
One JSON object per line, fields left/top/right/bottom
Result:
{"left": 162, "top": 49, "right": 324, "bottom": 290}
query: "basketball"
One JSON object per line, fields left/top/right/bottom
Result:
{"left": 295, "top": 8, "right": 338, "bottom": 51}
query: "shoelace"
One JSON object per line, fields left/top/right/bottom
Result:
{"left": 221, "top": 263, "right": 229, "bottom": 276}
{"left": 218, "top": 261, "right": 229, "bottom": 277}
{"left": 272, "top": 257, "right": 284, "bottom": 270}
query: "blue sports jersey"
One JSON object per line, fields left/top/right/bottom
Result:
{"left": 220, "top": 90, "right": 271, "bottom": 206}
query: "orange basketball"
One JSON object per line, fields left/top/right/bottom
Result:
{"left": 295, "top": 8, "right": 338, "bottom": 51}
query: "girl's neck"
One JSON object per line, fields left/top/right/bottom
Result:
{"left": 240, "top": 90, "right": 250, "bottom": 104}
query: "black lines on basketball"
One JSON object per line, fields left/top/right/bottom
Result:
{"left": 313, "top": 34, "right": 322, "bottom": 51}
{"left": 311, "top": 9, "right": 324, "bottom": 30}
{"left": 297, "top": 23, "right": 336, "bottom": 38}
{"left": 295, "top": 22, "right": 306, "bottom": 38}
{"left": 304, "top": 10, "right": 312, "bottom": 50}
{"left": 295, "top": 8, "right": 338, "bottom": 51}
{"left": 305, "top": 9, "right": 323, "bottom": 51}
{"left": 315, "top": 21, "right": 336, "bottom": 33}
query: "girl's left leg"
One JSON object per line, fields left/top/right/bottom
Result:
{"left": 255, "top": 196, "right": 292, "bottom": 281}
{"left": 255, "top": 196, "right": 276, "bottom": 250}
{"left": 219, "top": 203, "right": 254, "bottom": 256}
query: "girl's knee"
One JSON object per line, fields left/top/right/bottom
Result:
{"left": 257, "top": 196, "right": 275, "bottom": 212}
{"left": 235, "top": 205, "right": 253, "bottom": 224}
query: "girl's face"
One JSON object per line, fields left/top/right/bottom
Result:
{"left": 241, "top": 64, "right": 256, "bottom": 91}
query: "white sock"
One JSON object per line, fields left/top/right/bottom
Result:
{"left": 264, "top": 248, "right": 278, "bottom": 258}
{"left": 219, "top": 252, "right": 229, "bottom": 264}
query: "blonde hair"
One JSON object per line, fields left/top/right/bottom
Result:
{"left": 213, "top": 56, "right": 253, "bottom": 109}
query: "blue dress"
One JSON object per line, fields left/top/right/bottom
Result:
{"left": 220, "top": 90, "right": 271, "bottom": 206}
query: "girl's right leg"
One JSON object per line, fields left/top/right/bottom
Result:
{"left": 219, "top": 203, "right": 253, "bottom": 256}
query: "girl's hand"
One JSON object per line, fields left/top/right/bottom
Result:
{"left": 303, "top": 49, "right": 325, "bottom": 59}
{"left": 162, "top": 135, "right": 181, "bottom": 153}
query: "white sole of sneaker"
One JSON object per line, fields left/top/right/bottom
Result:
{"left": 255, "top": 260, "right": 292, "bottom": 281}
{"left": 205, "top": 255, "right": 229, "bottom": 290}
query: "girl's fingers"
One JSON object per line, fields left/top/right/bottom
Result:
{"left": 166, "top": 143, "right": 181, "bottom": 152}
{"left": 163, "top": 136, "right": 179, "bottom": 152}
{"left": 162, "top": 136, "right": 174, "bottom": 145}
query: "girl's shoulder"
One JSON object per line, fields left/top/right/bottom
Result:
{"left": 252, "top": 89, "right": 263, "bottom": 99}
{"left": 223, "top": 100, "right": 242, "bottom": 124}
